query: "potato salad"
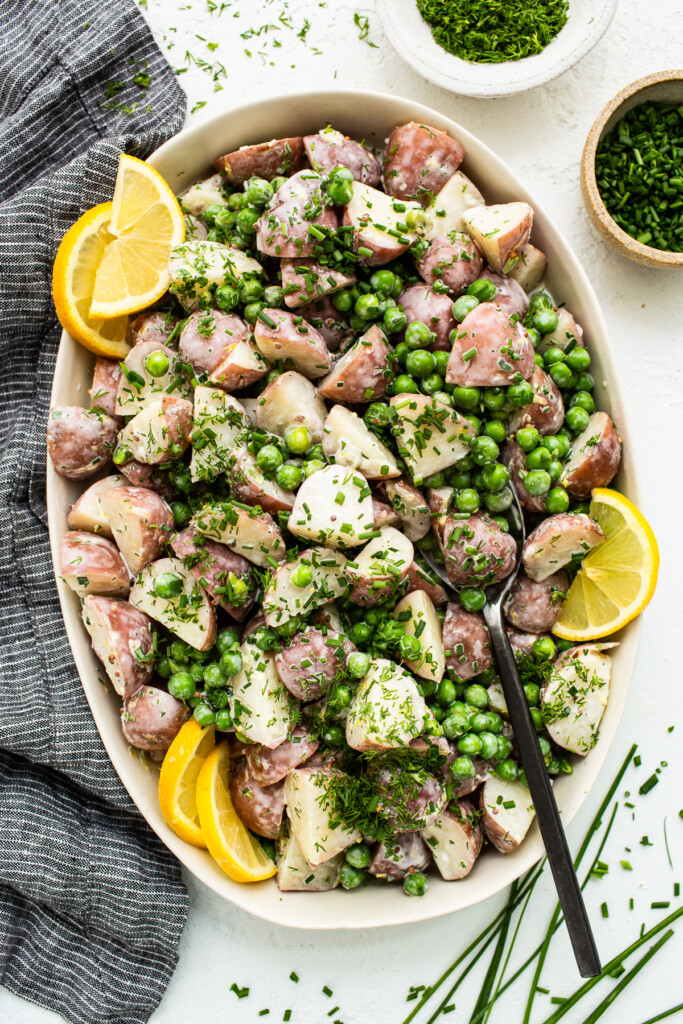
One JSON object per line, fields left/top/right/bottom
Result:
{"left": 50, "top": 122, "right": 623, "bottom": 896}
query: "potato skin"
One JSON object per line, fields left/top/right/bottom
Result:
{"left": 213, "top": 137, "right": 305, "bottom": 182}
{"left": 82, "top": 596, "right": 155, "bottom": 697}
{"left": 90, "top": 358, "right": 123, "bottom": 420}
{"left": 562, "top": 411, "right": 621, "bottom": 497}
{"left": 170, "top": 526, "right": 256, "bottom": 622}
{"left": 281, "top": 258, "right": 356, "bottom": 309}
{"left": 317, "top": 324, "right": 392, "bottom": 403}
{"left": 504, "top": 571, "right": 569, "bottom": 634}
{"left": 229, "top": 758, "right": 285, "bottom": 838}
{"left": 502, "top": 441, "right": 547, "bottom": 515}
{"left": 256, "top": 171, "right": 337, "bottom": 258}
{"left": 246, "top": 725, "right": 319, "bottom": 786}
{"left": 405, "top": 560, "right": 449, "bottom": 607}
{"left": 373, "top": 763, "right": 446, "bottom": 831}
{"left": 508, "top": 365, "right": 564, "bottom": 437}
{"left": 446, "top": 303, "right": 534, "bottom": 386}
{"left": 442, "top": 602, "right": 492, "bottom": 680}
{"left": 383, "top": 121, "right": 465, "bottom": 201}
{"left": 47, "top": 406, "right": 118, "bottom": 480}
{"left": 441, "top": 513, "right": 517, "bottom": 587}
{"left": 398, "top": 283, "right": 456, "bottom": 352}
{"left": 121, "top": 684, "right": 189, "bottom": 751}
{"left": 179, "top": 310, "right": 249, "bottom": 375}
{"left": 118, "top": 459, "right": 176, "bottom": 499}
{"left": 129, "top": 310, "right": 179, "bottom": 347}
{"left": 477, "top": 269, "right": 529, "bottom": 319}
{"left": 229, "top": 450, "right": 296, "bottom": 515}
{"left": 253, "top": 308, "right": 331, "bottom": 378}
{"left": 368, "top": 833, "right": 431, "bottom": 880}
{"left": 100, "top": 485, "right": 174, "bottom": 575}
{"left": 415, "top": 231, "right": 483, "bottom": 297}
{"left": 275, "top": 627, "right": 354, "bottom": 701}
{"left": 298, "top": 294, "right": 351, "bottom": 353}
{"left": 61, "top": 531, "right": 130, "bottom": 597}
{"left": 508, "top": 628, "right": 548, "bottom": 660}
{"left": 304, "top": 130, "right": 381, "bottom": 185}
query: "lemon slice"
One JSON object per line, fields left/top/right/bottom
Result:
{"left": 52, "top": 203, "right": 131, "bottom": 358}
{"left": 90, "top": 154, "right": 185, "bottom": 319}
{"left": 553, "top": 488, "right": 659, "bottom": 642}
{"left": 196, "top": 742, "right": 276, "bottom": 883}
{"left": 159, "top": 719, "right": 215, "bottom": 847}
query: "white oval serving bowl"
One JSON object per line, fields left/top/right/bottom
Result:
{"left": 377, "top": 0, "right": 618, "bottom": 98}
{"left": 47, "top": 89, "right": 640, "bottom": 930}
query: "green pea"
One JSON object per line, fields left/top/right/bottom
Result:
{"left": 236, "top": 206, "right": 260, "bottom": 234}
{"left": 525, "top": 446, "right": 552, "bottom": 470}
{"left": 529, "top": 291, "right": 552, "bottom": 314}
{"left": 483, "top": 711, "right": 503, "bottom": 734}
{"left": 539, "top": 736, "right": 552, "bottom": 759}
{"left": 466, "top": 414, "right": 481, "bottom": 436}
{"left": 203, "top": 203, "right": 227, "bottom": 227}
{"left": 452, "top": 385, "right": 481, "bottom": 410}
{"left": 547, "top": 460, "right": 562, "bottom": 483}
{"left": 450, "top": 469, "right": 471, "bottom": 489}
{"left": 431, "top": 704, "right": 445, "bottom": 722}
{"left": 450, "top": 755, "right": 475, "bottom": 780}
{"left": 323, "top": 724, "right": 345, "bottom": 747}
{"left": 342, "top": 843, "right": 372, "bottom": 872}
{"left": 452, "top": 294, "right": 479, "bottom": 322}
{"left": 533, "top": 636, "right": 557, "bottom": 662}
{"left": 516, "top": 426, "right": 541, "bottom": 452}
{"left": 422, "top": 373, "right": 444, "bottom": 395}
{"left": 530, "top": 707, "right": 544, "bottom": 732}
{"left": 393, "top": 342, "right": 409, "bottom": 367}
{"left": 465, "top": 684, "right": 489, "bottom": 710}
{"left": 331, "top": 289, "right": 353, "bottom": 313}
{"left": 215, "top": 627, "right": 240, "bottom": 654}
{"left": 432, "top": 350, "right": 450, "bottom": 377}
{"left": 442, "top": 707, "right": 469, "bottom": 739}
{"left": 275, "top": 463, "right": 303, "bottom": 491}
{"left": 168, "top": 671, "right": 196, "bottom": 700}
{"left": 470, "top": 435, "right": 499, "bottom": 466}
{"left": 543, "top": 346, "right": 566, "bottom": 366}
{"left": 484, "top": 487, "right": 513, "bottom": 513}
{"left": 227, "top": 191, "right": 244, "bottom": 211}
{"left": 256, "top": 443, "right": 283, "bottom": 473}
{"left": 467, "top": 278, "right": 496, "bottom": 302}
{"left": 565, "top": 406, "right": 590, "bottom": 434}
{"left": 399, "top": 635, "right": 422, "bottom": 661}
{"left": 263, "top": 285, "right": 285, "bottom": 308}
{"left": 383, "top": 306, "right": 407, "bottom": 334}
{"left": 220, "top": 650, "right": 243, "bottom": 677}
{"left": 539, "top": 434, "right": 565, "bottom": 458}
{"left": 284, "top": 424, "right": 312, "bottom": 455}
{"left": 460, "top": 586, "right": 486, "bottom": 613}
{"left": 481, "top": 387, "right": 506, "bottom": 411}
{"left": 545, "top": 486, "right": 570, "bottom": 514}
{"left": 347, "top": 651, "right": 371, "bottom": 678}
{"left": 549, "top": 363, "right": 576, "bottom": 390}
{"left": 351, "top": 622, "right": 372, "bottom": 645}
{"left": 566, "top": 346, "right": 591, "bottom": 372}
{"left": 556, "top": 638, "right": 575, "bottom": 653}
{"left": 405, "top": 349, "right": 436, "bottom": 379}
{"left": 193, "top": 702, "right": 216, "bottom": 727}
{"left": 215, "top": 709, "right": 233, "bottom": 731}
{"left": 393, "top": 374, "right": 420, "bottom": 394}
{"left": 207, "top": 687, "right": 229, "bottom": 711}
{"left": 436, "top": 678, "right": 457, "bottom": 708}
{"left": 171, "top": 501, "right": 192, "bottom": 528}
{"left": 506, "top": 381, "right": 534, "bottom": 407}
{"left": 189, "top": 662, "right": 205, "bottom": 683}
{"left": 524, "top": 683, "right": 540, "bottom": 706}
{"left": 455, "top": 488, "right": 480, "bottom": 514}
{"left": 526, "top": 327, "right": 541, "bottom": 349}
{"left": 458, "top": 732, "right": 482, "bottom": 756}
{"left": 156, "top": 656, "right": 172, "bottom": 679}
{"left": 339, "top": 862, "right": 366, "bottom": 890}
{"left": 570, "top": 391, "right": 595, "bottom": 414}
{"left": 332, "top": 684, "right": 352, "bottom": 709}
{"left": 483, "top": 420, "right": 506, "bottom": 444}
{"left": 356, "top": 293, "right": 382, "bottom": 322}
{"left": 112, "top": 446, "right": 131, "bottom": 466}
{"left": 405, "top": 320, "right": 433, "bottom": 349}
{"left": 244, "top": 301, "right": 265, "bottom": 326}
{"left": 290, "top": 563, "right": 313, "bottom": 588}
{"left": 496, "top": 758, "right": 519, "bottom": 782}
{"left": 482, "top": 462, "right": 509, "bottom": 493}
{"left": 469, "top": 712, "right": 490, "bottom": 734}
{"left": 479, "top": 731, "right": 499, "bottom": 760}
{"left": 496, "top": 735, "right": 513, "bottom": 759}
{"left": 370, "top": 269, "right": 397, "bottom": 294}
{"left": 524, "top": 469, "right": 551, "bottom": 497}
{"left": 204, "top": 663, "right": 227, "bottom": 689}
{"left": 245, "top": 177, "right": 273, "bottom": 207}
{"left": 327, "top": 180, "right": 354, "bottom": 206}
{"left": 532, "top": 308, "right": 559, "bottom": 335}
{"left": 144, "top": 351, "right": 170, "bottom": 378}
{"left": 154, "top": 572, "right": 183, "bottom": 599}
{"left": 573, "top": 371, "right": 594, "bottom": 392}
{"left": 404, "top": 871, "right": 428, "bottom": 897}
{"left": 329, "top": 165, "right": 354, "bottom": 185}
{"left": 170, "top": 466, "right": 192, "bottom": 493}
{"left": 254, "top": 626, "right": 280, "bottom": 651}
{"left": 534, "top": 352, "right": 545, "bottom": 367}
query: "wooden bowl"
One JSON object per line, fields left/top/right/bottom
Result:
{"left": 581, "top": 70, "right": 683, "bottom": 268}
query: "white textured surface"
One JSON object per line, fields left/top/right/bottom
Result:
{"left": 3, "top": 2, "right": 683, "bottom": 1022}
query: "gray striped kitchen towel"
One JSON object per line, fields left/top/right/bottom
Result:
{"left": 0, "top": 1, "right": 189, "bottom": 1021}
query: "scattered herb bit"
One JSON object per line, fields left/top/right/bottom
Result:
{"left": 290, "top": 972, "right": 299, "bottom": 983}
{"left": 230, "top": 983, "right": 250, "bottom": 999}
{"left": 621, "top": 860, "right": 633, "bottom": 871}
{"left": 640, "top": 774, "right": 659, "bottom": 795}
{"left": 601, "top": 902, "right": 609, "bottom": 918}
{"left": 283, "top": 1012, "right": 292, "bottom": 1022}
{"left": 323, "top": 986, "right": 333, "bottom": 998}
{"left": 664, "top": 817, "right": 673, "bottom": 869}
{"left": 353, "top": 12, "right": 378, "bottom": 47}
{"left": 634, "top": 755, "right": 642, "bottom": 767}
{"left": 652, "top": 902, "right": 671, "bottom": 909}
{"left": 675, "top": 883, "right": 680, "bottom": 897}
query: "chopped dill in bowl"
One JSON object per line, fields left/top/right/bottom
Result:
{"left": 416, "top": 0, "right": 569, "bottom": 64}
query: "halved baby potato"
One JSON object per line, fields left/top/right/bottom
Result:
{"left": 393, "top": 589, "right": 445, "bottom": 683}
{"left": 81, "top": 596, "right": 155, "bottom": 697}
{"left": 317, "top": 323, "right": 392, "bottom": 404}
{"left": 347, "top": 527, "right": 413, "bottom": 607}
{"left": 168, "top": 240, "right": 262, "bottom": 312}
{"left": 66, "top": 473, "right": 126, "bottom": 537}
{"left": 117, "top": 396, "right": 193, "bottom": 465}
{"left": 115, "top": 340, "right": 191, "bottom": 416}
{"left": 480, "top": 776, "right": 536, "bottom": 853}
{"left": 254, "top": 371, "right": 327, "bottom": 444}
{"left": 192, "top": 501, "right": 286, "bottom": 567}
{"left": 462, "top": 202, "right": 533, "bottom": 273}
{"left": 379, "top": 478, "right": 431, "bottom": 542}
{"left": 420, "top": 800, "right": 483, "bottom": 880}
{"left": 129, "top": 556, "right": 216, "bottom": 651}
{"left": 541, "top": 644, "right": 615, "bottom": 755}
{"left": 283, "top": 767, "right": 362, "bottom": 866}
{"left": 346, "top": 658, "right": 427, "bottom": 752}
{"left": 343, "top": 182, "right": 421, "bottom": 265}
{"left": 99, "top": 485, "right": 173, "bottom": 575}
{"left": 263, "top": 547, "right": 348, "bottom": 627}
{"left": 391, "top": 393, "right": 474, "bottom": 480}
{"left": 230, "top": 449, "right": 296, "bottom": 515}
{"left": 190, "top": 386, "right": 247, "bottom": 482}
{"left": 287, "top": 465, "right": 375, "bottom": 549}
{"left": 322, "top": 404, "right": 399, "bottom": 479}
{"left": 209, "top": 337, "right": 269, "bottom": 391}
{"left": 276, "top": 830, "right": 342, "bottom": 892}
{"left": 229, "top": 641, "right": 292, "bottom": 748}
{"left": 522, "top": 512, "right": 605, "bottom": 582}
{"left": 253, "top": 309, "right": 330, "bottom": 378}
{"left": 61, "top": 530, "right": 130, "bottom": 597}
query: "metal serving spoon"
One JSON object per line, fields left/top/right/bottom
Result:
{"left": 418, "top": 488, "right": 602, "bottom": 979}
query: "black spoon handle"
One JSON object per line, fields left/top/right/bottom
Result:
{"left": 483, "top": 603, "right": 602, "bottom": 979}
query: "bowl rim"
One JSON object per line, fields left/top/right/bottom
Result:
{"left": 581, "top": 69, "right": 683, "bottom": 268}
{"left": 376, "top": 0, "right": 618, "bottom": 98}
{"left": 48, "top": 87, "right": 642, "bottom": 930}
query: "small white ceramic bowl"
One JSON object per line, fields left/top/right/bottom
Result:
{"left": 48, "top": 89, "right": 640, "bottom": 930}
{"left": 377, "top": 0, "right": 618, "bottom": 97}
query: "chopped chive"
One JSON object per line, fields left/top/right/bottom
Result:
{"left": 290, "top": 972, "right": 299, "bottom": 983}
{"left": 601, "top": 902, "right": 609, "bottom": 918}
{"left": 639, "top": 774, "right": 659, "bottom": 795}
{"left": 323, "top": 986, "right": 333, "bottom": 997}
{"left": 652, "top": 902, "right": 671, "bottom": 909}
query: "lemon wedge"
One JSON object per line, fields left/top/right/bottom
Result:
{"left": 553, "top": 488, "right": 659, "bottom": 642}
{"left": 159, "top": 719, "right": 215, "bottom": 848}
{"left": 89, "top": 154, "right": 184, "bottom": 319}
{"left": 196, "top": 742, "right": 276, "bottom": 883}
{"left": 52, "top": 203, "right": 131, "bottom": 358}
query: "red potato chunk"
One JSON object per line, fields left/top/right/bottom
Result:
{"left": 121, "top": 684, "right": 188, "bottom": 752}
{"left": 255, "top": 370, "right": 328, "bottom": 444}
{"left": 477, "top": 269, "right": 529, "bottom": 319}
{"left": 209, "top": 337, "right": 269, "bottom": 391}
{"left": 383, "top": 121, "right": 465, "bottom": 202}
{"left": 343, "top": 181, "right": 421, "bottom": 266}
{"left": 446, "top": 303, "right": 534, "bottom": 387}
{"left": 424, "top": 170, "right": 485, "bottom": 239}
{"left": 253, "top": 308, "right": 331, "bottom": 378}
{"left": 82, "top": 596, "right": 155, "bottom": 697}
{"left": 480, "top": 776, "right": 536, "bottom": 853}
{"left": 99, "top": 485, "right": 174, "bottom": 575}
{"left": 281, "top": 257, "right": 356, "bottom": 309}
{"left": 66, "top": 474, "right": 126, "bottom": 537}
{"left": 420, "top": 799, "right": 483, "bottom": 880}
{"left": 298, "top": 294, "right": 350, "bottom": 353}
{"left": 508, "top": 243, "right": 547, "bottom": 293}
{"left": 230, "top": 450, "right": 296, "bottom": 515}
{"left": 373, "top": 763, "right": 446, "bottom": 832}
{"left": 537, "top": 306, "right": 584, "bottom": 354}
{"left": 380, "top": 478, "right": 431, "bottom": 542}
{"left": 442, "top": 602, "right": 492, "bottom": 680}
{"left": 523, "top": 513, "right": 605, "bottom": 582}
{"left": 504, "top": 571, "right": 570, "bottom": 633}
{"left": 170, "top": 526, "right": 256, "bottom": 621}
{"left": 90, "top": 358, "right": 123, "bottom": 419}
{"left": 405, "top": 560, "right": 449, "bottom": 607}
{"left": 441, "top": 513, "right": 517, "bottom": 587}
{"left": 317, "top": 323, "right": 392, "bottom": 403}
{"left": 415, "top": 231, "right": 483, "bottom": 297}
{"left": 462, "top": 203, "right": 534, "bottom": 273}
{"left": 129, "top": 310, "right": 179, "bottom": 347}
{"left": 213, "top": 136, "right": 305, "bottom": 182}
{"left": 256, "top": 171, "right": 337, "bottom": 258}
{"left": 508, "top": 365, "right": 564, "bottom": 437}
{"left": 561, "top": 412, "right": 621, "bottom": 497}
{"left": 304, "top": 128, "right": 381, "bottom": 185}
{"left": 61, "top": 531, "right": 130, "bottom": 597}
{"left": 47, "top": 407, "right": 118, "bottom": 481}
{"left": 118, "top": 459, "right": 175, "bottom": 499}
{"left": 115, "top": 340, "right": 190, "bottom": 416}
{"left": 502, "top": 441, "right": 548, "bottom": 515}
{"left": 399, "top": 283, "right": 456, "bottom": 351}
{"left": 508, "top": 628, "right": 549, "bottom": 660}
{"left": 117, "top": 396, "right": 193, "bottom": 465}
{"left": 179, "top": 310, "right": 249, "bottom": 375}
{"left": 368, "top": 833, "right": 431, "bottom": 880}
{"left": 179, "top": 174, "right": 225, "bottom": 217}
{"left": 229, "top": 758, "right": 285, "bottom": 838}
{"left": 246, "top": 725, "right": 318, "bottom": 786}
{"left": 372, "top": 496, "right": 400, "bottom": 529}
{"left": 275, "top": 626, "right": 354, "bottom": 701}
